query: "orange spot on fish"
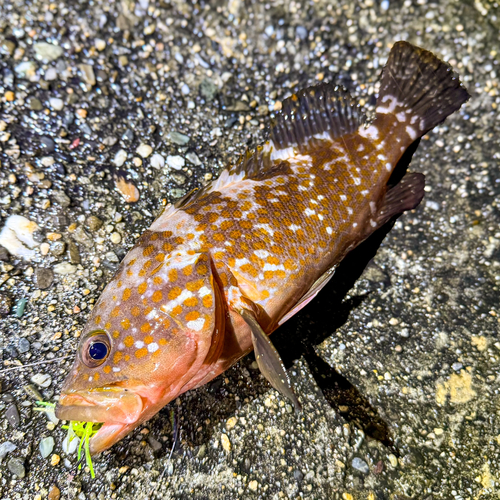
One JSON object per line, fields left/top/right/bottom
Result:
{"left": 163, "top": 242, "right": 173, "bottom": 253}
{"left": 94, "top": 372, "right": 100, "bottom": 381}
{"left": 168, "top": 269, "right": 178, "bottom": 282}
{"left": 94, "top": 315, "right": 101, "bottom": 325}
{"left": 105, "top": 322, "right": 111, "bottom": 330}
{"left": 168, "top": 287, "right": 182, "bottom": 300}
{"left": 162, "top": 231, "right": 173, "bottom": 238}
{"left": 103, "top": 365, "right": 111, "bottom": 374}
{"left": 124, "top": 336, "right": 134, "bottom": 348}
{"left": 185, "top": 311, "right": 200, "bottom": 321}
{"left": 161, "top": 319, "right": 170, "bottom": 329}
{"left": 241, "top": 263, "right": 258, "bottom": 277}
{"left": 113, "top": 330, "right": 120, "bottom": 338}
{"left": 150, "top": 233, "right": 159, "bottom": 241}
{"left": 138, "top": 282, "right": 147, "bottom": 294}
{"left": 131, "top": 306, "right": 141, "bottom": 316}
{"left": 141, "top": 323, "right": 151, "bottom": 333}
{"left": 122, "top": 288, "right": 131, "bottom": 301}
{"left": 144, "top": 335, "right": 153, "bottom": 344}
{"left": 143, "top": 245, "right": 155, "bottom": 257}
{"left": 202, "top": 295, "right": 213, "bottom": 308}
{"left": 171, "top": 305, "right": 183, "bottom": 316}
{"left": 152, "top": 290, "right": 163, "bottom": 302}
{"left": 183, "top": 265, "right": 193, "bottom": 276}
{"left": 111, "top": 307, "right": 120, "bottom": 317}
{"left": 197, "top": 264, "right": 208, "bottom": 276}
{"left": 135, "top": 347, "right": 148, "bottom": 358}
{"left": 121, "top": 318, "right": 131, "bottom": 330}
{"left": 153, "top": 276, "right": 163, "bottom": 286}
{"left": 124, "top": 354, "right": 130, "bottom": 361}
{"left": 159, "top": 338, "right": 168, "bottom": 346}
{"left": 155, "top": 253, "right": 165, "bottom": 263}
{"left": 184, "top": 296, "right": 198, "bottom": 307}
{"left": 113, "top": 352, "right": 123, "bottom": 364}
{"left": 151, "top": 263, "right": 164, "bottom": 275}
{"left": 186, "top": 279, "right": 203, "bottom": 291}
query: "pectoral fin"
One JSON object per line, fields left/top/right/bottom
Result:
{"left": 240, "top": 309, "right": 301, "bottom": 412}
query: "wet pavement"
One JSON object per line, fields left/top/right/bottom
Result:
{"left": 0, "top": 0, "right": 499, "bottom": 499}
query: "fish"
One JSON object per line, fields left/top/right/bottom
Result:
{"left": 55, "top": 41, "right": 469, "bottom": 455}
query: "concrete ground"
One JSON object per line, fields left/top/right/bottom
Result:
{"left": 0, "top": 0, "right": 499, "bottom": 498}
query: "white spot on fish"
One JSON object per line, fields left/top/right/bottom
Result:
{"left": 135, "top": 341, "right": 144, "bottom": 348}
{"left": 340, "top": 195, "right": 347, "bottom": 201}
{"left": 326, "top": 227, "right": 333, "bottom": 235}
{"left": 396, "top": 111, "right": 406, "bottom": 122}
{"left": 361, "top": 190, "right": 369, "bottom": 197}
{"left": 353, "top": 223, "right": 358, "bottom": 228}
{"left": 289, "top": 224, "right": 301, "bottom": 232}
{"left": 353, "top": 177, "right": 361, "bottom": 185}
{"left": 357, "top": 143, "right": 365, "bottom": 152}
{"left": 386, "top": 162, "right": 393, "bottom": 172}
{"left": 118, "top": 343, "right": 125, "bottom": 350}
{"left": 318, "top": 214, "right": 324, "bottom": 220}
{"left": 376, "top": 95, "right": 401, "bottom": 114}
{"left": 198, "top": 286, "right": 211, "bottom": 297}
{"left": 148, "top": 342, "right": 159, "bottom": 353}
{"left": 370, "top": 219, "right": 377, "bottom": 227}
{"left": 359, "top": 125, "right": 379, "bottom": 140}
{"left": 254, "top": 249, "right": 270, "bottom": 259}
{"left": 318, "top": 195, "right": 324, "bottom": 200}
{"left": 347, "top": 207, "right": 353, "bottom": 215}
{"left": 187, "top": 318, "right": 205, "bottom": 331}
{"left": 406, "top": 126, "right": 417, "bottom": 140}
{"left": 377, "top": 154, "right": 387, "bottom": 161}
{"left": 113, "top": 367, "right": 121, "bottom": 372}
{"left": 304, "top": 208, "right": 316, "bottom": 216}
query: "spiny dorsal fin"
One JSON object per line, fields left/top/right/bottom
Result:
{"left": 270, "top": 83, "right": 366, "bottom": 151}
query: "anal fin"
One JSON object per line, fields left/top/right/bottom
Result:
{"left": 376, "top": 172, "right": 425, "bottom": 227}
{"left": 240, "top": 309, "right": 301, "bottom": 412}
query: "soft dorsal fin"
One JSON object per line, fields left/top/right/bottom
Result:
{"left": 270, "top": 83, "right": 366, "bottom": 151}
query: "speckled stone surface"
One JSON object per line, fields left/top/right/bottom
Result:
{"left": 0, "top": 1, "right": 499, "bottom": 499}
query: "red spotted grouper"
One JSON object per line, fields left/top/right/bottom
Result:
{"left": 56, "top": 41, "right": 469, "bottom": 454}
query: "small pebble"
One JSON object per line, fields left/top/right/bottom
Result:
{"left": 136, "top": 143, "right": 153, "bottom": 158}
{"left": 15, "top": 298, "right": 27, "bottom": 318}
{"left": 0, "top": 441, "right": 17, "bottom": 461}
{"left": 150, "top": 153, "right": 165, "bottom": 169}
{"left": 18, "top": 338, "right": 30, "bottom": 353}
{"left": 95, "top": 39, "right": 106, "bottom": 51}
{"left": 6, "top": 404, "right": 20, "bottom": 428}
{"left": 221, "top": 434, "right": 231, "bottom": 452}
{"left": 48, "top": 485, "right": 61, "bottom": 500}
{"left": 86, "top": 215, "right": 103, "bottom": 231}
{"left": 248, "top": 480, "right": 259, "bottom": 491}
{"left": 50, "top": 241, "right": 66, "bottom": 256}
{"left": 115, "top": 176, "right": 140, "bottom": 203}
{"left": 49, "top": 98, "right": 64, "bottom": 111}
{"left": 31, "top": 373, "right": 52, "bottom": 388}
{"left": 388, "top": 454, "right": 398, "bottom": 468}
{"left": 62, "top": 434, "right": 80, "bottom": 454}
{"left": 226, "top": 417, "right": 237, "bottom": 430}
{"left": 34, "top": 42, "right": 63, "bottom": 62}
{"left": 166, "top": 155, "right": 185, "bottom": 170}
{"left": 186, "top": 152, "right": 201, "bottom": 166}
{"left": 113, "top": 149, "right": 128, "bottom": 167}
{"left": 351, "top": 457, "right": 369, "bottom": 474}
{"left": 68, "top": 242, "right": 81, "bottom": 264}
{"left": 110, "top": 232, "right": 122, "bottom": 244}
{"left": 35, "top": 267, "right": 54, "bottom": 289}
{"left": 7, "top": 457, "right": 25, "bottom": 478}
{"left": 168, "top": 131, "right": 190, "bottom": 145}
{"left": 51, "top": 454, "right": 60, "bottom": 466}
{"left": 40, "top": 436, "right": 55, "bottom": 458}
{"left": 53, "top": 262, "right": 77, "bottom": 274}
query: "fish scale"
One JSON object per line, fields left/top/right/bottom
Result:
{"left": 56, "top": 41, "right": 469, "bottom": 455}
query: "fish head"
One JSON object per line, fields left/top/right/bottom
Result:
{"left": 56, "top": 239, "right": 224, "bottom": 454}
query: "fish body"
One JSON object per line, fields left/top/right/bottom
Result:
{"left": 56, "top": 42, "right": 469, "bottom": 454}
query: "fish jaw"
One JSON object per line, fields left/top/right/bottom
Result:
{"left": 56, "top": 388, "right": 144, "bottom": 424}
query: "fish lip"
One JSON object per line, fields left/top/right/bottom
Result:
{"left": 55, "top": 387, "right": 144, "bottom": 425}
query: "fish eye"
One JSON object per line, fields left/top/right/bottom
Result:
{"left": 81, "top": 331, "right": 111, "bottom": 368}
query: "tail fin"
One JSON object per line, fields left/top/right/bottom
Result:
{"left": 376, "top": 41, "right": 469, "bottom": 135}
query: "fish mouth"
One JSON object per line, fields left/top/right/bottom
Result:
{"left": 56, "top": 387, "right": 145, "bottom": 455}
